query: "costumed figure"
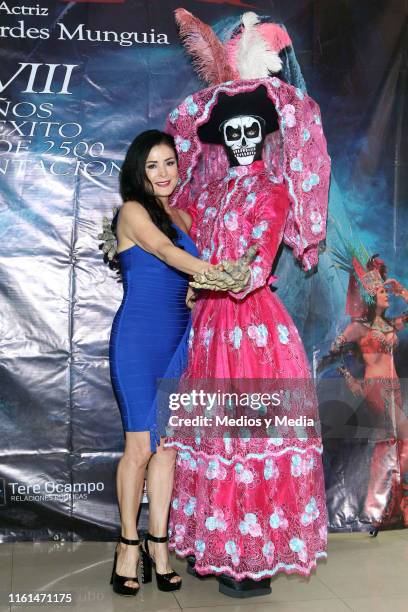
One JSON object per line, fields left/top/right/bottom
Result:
{"left": 164, "top": 10, "right": 331, "bottom": 597}
{"left": 322, "top": 244, "right": 408, "bottom": 531}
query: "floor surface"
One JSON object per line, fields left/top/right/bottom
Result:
{"left": 1, "top": 530, "right": 407, "bottom": 611}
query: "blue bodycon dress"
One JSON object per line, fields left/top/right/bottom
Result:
{"left": 109, "top": 225, "right": 198, "bottom": 451}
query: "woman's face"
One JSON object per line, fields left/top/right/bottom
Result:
{"left": 376, "top": 286, "right": 389, "bottom": 311}
{"left": 145, "top": 143, "right": 178, "bottom": 199}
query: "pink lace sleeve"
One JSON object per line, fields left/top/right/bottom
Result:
{"left": 231, "top": 184, "right": 290, "bottom": 300}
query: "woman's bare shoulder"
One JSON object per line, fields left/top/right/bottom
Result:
{"left": 120, "top": 200, "right": 149, "bottom": 220}
{"left": 347, "top": 319, "right": 369, "bottom": 340}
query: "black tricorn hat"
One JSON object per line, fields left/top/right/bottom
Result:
{"left": 197, "top": 85, "right": 279, "bottom": 144}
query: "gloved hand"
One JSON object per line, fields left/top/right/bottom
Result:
{"left": 98, "top": 207, "right": 118, "bottom": 261}
{"left": 189, "top": 245, "right": 258, "bottom": 293}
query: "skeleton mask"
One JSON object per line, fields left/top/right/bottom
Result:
{"left": 221, "top": 115, "right": 265, "bottom": 166}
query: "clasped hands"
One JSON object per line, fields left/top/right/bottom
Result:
{"left": 190, "top": 245, "right": 258, "bottom": 293}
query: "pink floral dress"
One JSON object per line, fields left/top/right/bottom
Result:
{"left": 166, "top": 160, "right": 327, "bottom": 580}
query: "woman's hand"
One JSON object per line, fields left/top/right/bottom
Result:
{"left": 185, "top": 286, "right": 197, "bottom": 309}
{"left": 385, "top": 278, "right": 408, "bottom": 302}
{"left": 338, "top": 366, "right": 364, "bottom": 397}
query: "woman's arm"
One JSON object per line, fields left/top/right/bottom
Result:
{"left": 118, "top": 201, "right": 211, "bottom": 276}
{"left": 317, "top": 321, "right": 364, "bottom": 373}
{"left": 385, "top": 278, "right": 408, "bottom": 303}
{"left": 390, "top": 312, "right": 408, "bottom": 331}
{"left": 331, "top": 321, "right": 365, "bottom": 352}
{"left": 332, "top": 322, "right": 366, "bottom": 394}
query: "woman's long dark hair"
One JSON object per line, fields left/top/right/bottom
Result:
{"left": 365, "top": 296, "right": 391, "bottom": 326}
{"left": 109, "top": 130, "right": 179, "bottom": 270}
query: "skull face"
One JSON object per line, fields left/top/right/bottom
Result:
{"left": 221, "top": 115, "right": 264, "bottom": 166}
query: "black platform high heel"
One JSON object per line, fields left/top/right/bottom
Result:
{"left": 140, "top": 533, "right": 182, "bottom": 592}
{"left": 110, "top": 535, "right": 140, "bottom": 596}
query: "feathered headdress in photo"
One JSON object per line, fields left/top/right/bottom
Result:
{"left": 331, "top": 228, "right": 385, "bottom": 317}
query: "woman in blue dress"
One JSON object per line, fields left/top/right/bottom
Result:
{"left": 107, "top": 130, "right": 216, "bottom": 596}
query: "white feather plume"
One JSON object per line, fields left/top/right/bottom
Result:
{"left": 236, "top": 12, "right": 282, "bottom": 79}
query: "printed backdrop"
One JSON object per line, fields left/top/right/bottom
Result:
{"left": 0, "top": 0, "right": 407, "bottom": 540}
